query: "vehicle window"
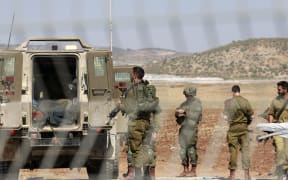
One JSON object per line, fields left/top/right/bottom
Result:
{"left": 114, "top": 72, "right": 130, "bottom": 82}
{"left": 0, "top": 57, "right": 16, "bottom": 96}
{"left": 27, "top": 40, "right": 83, "bottom": 51}
{"left": 93, "top": 56, "right": 106, "bottom": 77}
{"left": 0, "top": 57, "right": 15, "bottom": 80}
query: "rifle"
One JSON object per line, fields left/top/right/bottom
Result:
{"left": 106, "top": 85, "right": 133, "bottom": 125}
{"left": 106, "top": 106, "right": 121, "bottom": 125}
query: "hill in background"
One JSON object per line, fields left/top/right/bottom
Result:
{"left": 112, "top": 47, "right": 186, "bottom": 66}
{"left": 113, "top": 38, "right": 288, "bottom": 80}
{"left": 143, "top": 38, "right": 288, "bottom": 79}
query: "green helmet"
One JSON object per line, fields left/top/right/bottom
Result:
{"left": 183, "top": 86, "right": 196, "bottom": 96}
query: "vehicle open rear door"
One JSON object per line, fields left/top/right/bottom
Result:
{"left": 0, "top": 51, "right": 23, "bottom": 128}
{"left": 86, "top": 51, "right": 113, "bottom": 126}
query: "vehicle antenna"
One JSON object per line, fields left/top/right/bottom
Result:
{"left": 109, "top": 0, "right": 112, "bottom": 53}
{"left": 7, "top": 12, "right": 15, "bottom": 49}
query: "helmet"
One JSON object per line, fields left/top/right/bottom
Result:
{"left": 183, "top": 86, "right": 196, "bottom": 96}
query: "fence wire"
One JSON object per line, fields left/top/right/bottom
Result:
{"left": 0, "top": 0, "right": 288, "bottom": 52}
{"left": 0, "top": 0, "right": 288, "bottom": 179}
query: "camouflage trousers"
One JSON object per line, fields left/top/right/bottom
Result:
{"left": 126, "top": 134, "right": 157, "bottom": 167}
{"left": 227, "top": 124, "right": 250, "bottom": 170}
{"left": 179, "top": 127, "right": 198, "bottom": 166}
{"left": 127, "top": 119, "right": 150, "bottom": 168}
{"left": 273, "top": 136, "right": 288, "bottom": 173}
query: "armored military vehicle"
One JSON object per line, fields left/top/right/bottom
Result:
{"left": 0, "top": 37, "right": 132, "bottom": 179}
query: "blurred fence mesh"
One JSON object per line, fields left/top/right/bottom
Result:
{"left": 0, "top": 0, "right": 288, "bottom": 52}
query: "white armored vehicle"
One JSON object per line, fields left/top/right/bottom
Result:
{"left": 0, "top": 37, "right": 131, "bottom": 179}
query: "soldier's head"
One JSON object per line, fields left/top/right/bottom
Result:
{"left": 183, "top": 86, "right": 197, "bottom": 97}
{"left": 132, "top": 66, "right": 145, "bottom": 82}
{"left": 231, "top": 85, "right": 240, "bottom": 96}
{"left": 277, "top": 81, "right": 288, "bottom": 96}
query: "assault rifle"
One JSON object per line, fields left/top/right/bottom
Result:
{"left": 106, "top": 106, "right": 121, "bottom": 125}
{"left": 105, "top": 84, "right": 133, "bottom": 125}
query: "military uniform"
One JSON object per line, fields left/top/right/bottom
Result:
{"left": 268, "top": 95, "right": 288, "bottom": 175}
{"left": 175, "top": 87, "right": 202, "bottom": 176}
{"left": 123, "top": 84, "right": 161, "bottom": 180}
{"left": 224, "top": 96, "right": 253, "bottom": 171}
{"left": 120, "top": 80, "right": 160, "bottom": 179}
{"left": 143, "top": 103, "right": 161, "bottom": 179}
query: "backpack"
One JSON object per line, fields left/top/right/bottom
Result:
{"left": 137, "top": 84, "right": 159, "bottom": 113}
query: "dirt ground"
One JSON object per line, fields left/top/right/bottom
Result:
{"left": 119, "top": 81, "right": 279, "bottom": 179}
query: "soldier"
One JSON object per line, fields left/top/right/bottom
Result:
{"left": 223, "top": 85, "right": 254, "bottom": 180}
{"left": 260, "top": 81, "right": 288, "bottom": 121}
{"left": 175, "top": 86, "right": 202, "bottom": 177}
{"left": 123, "top": 84, "right": 161, "bottom": 180}
{"left": 267, "top": 81, "right": 288, "bottom": 178}
{"left": 119, "top": 66, "right": 157, "bottom": 180}
{"left": 142, "top": 85, "right": 161, "bottom": 180}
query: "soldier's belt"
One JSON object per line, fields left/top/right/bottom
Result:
{"left": 135, "top": 115, "right": 150, "bottom": 121}
{"left": 229, "top": 122, "right": 248, "bottom": 127}
{"left": 134, "top": 112, "right": 151, "bottom": 120}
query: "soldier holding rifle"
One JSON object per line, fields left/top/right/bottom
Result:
{"left": 108, "top": 66, "right": 159, "bottom": 180}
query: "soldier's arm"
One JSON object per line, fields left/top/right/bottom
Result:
{"left": 223, "top": 100, "right": 230, "bottom": 121}
{"left": 137, "top": 97, "right": 159, "bottom": 112}
{"left": 267, "top": 100, "right": 276, "bottom": 123}
{"left": 150, "top": 106, "right": 161, "bottom": 132}
{"left": 185, "top": 100, "right": 202, "bottom": 123}
{"left": 246, "top": 100, "right": 254, "bottom": 117}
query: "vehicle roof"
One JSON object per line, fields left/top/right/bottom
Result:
{"left": 18, "top": 37, "right": 92, "bottom": 49}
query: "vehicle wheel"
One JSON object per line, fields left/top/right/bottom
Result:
{"left": 0, "top": 161, "right": 10, "bottom": 174}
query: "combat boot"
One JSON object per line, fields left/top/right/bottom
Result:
{"left": 178, "top": 165, "right": 189, "bottom": 177}
{"left": 228, "top": 169, "right": 236, "bottom": 180}
{"left": 123, "top": 166, "right": 135, "bottom": 180}
{"left": 275, "top": 166, "right": 285, "bottom": 180}
{"left": 186, "top": 165, "right": 196, "bottom": 177}
{"left": 150, "top": 166, "right": 156, "bottom": 180}
{"left": 123, "top": 166, "right": 133, "bottom": 178}
{"left": 143, "top": 166, "right": 151, "bottom": 180}
{"left": 244, "top": 169, "right": 251, "bottom": 180}
{"left": 134, "top": 167, "right": 142, "bottom": 180}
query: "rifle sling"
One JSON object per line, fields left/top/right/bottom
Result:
{"left": 276, "top": 99, "right": 288, "bottom": 120}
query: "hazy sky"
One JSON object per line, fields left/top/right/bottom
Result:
{"left": 0, "top": 0, "right": 288, "bottom": 52}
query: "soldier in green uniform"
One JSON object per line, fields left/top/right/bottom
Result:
{"left": 267, "top": 81, "right": 288, "bottom": 178}
{"left": 119, "top": 66, "right": 157, "bottom": 180}
{"left": 142, "top": 85, "right": 161, "bottom": 180}
{"left": 122, "top": 84, "right": 161, "bottom": 180}
{"left": 223, "top": 85, "right": 254, "bottom": 180}
{"left": 175, "top": 86, "right": 202, "bottom": 177}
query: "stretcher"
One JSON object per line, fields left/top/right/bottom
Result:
{"left": 256, "top": 123, "right": 288, "bottom": 142}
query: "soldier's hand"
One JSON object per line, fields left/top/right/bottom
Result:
{"left": 176, "top": 108, "right": 185, "bottom": 114}
{"left": 152, "top": 132, "right": 157, "bottom": 141}
{"left": 175, "top": 108, "right": 185, "bottom": 117}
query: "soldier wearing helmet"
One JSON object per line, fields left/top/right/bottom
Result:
{"left": 183, "top": 86, "right": 197, "bottom": 97}
{"left": 175, "top": 86, "right": 202, "bottom": 177}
